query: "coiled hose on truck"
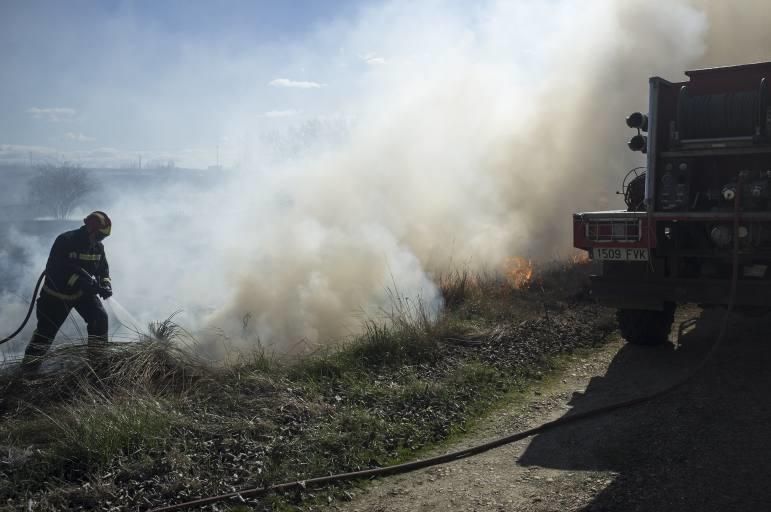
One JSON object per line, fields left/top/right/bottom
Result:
{"left": 0, "top": 271, "right": 45, "bottom": 346}
{"left": 151, "top": 187, "right": 744, "bottom": 512}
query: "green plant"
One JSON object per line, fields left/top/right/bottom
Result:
{"left": 45, "top": 392, "right": 173, "bottom": 468}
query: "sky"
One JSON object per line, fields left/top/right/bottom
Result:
{"left": 2, "top": 1, "right": 769, "bottom": 171}
{"left": 0, "top": 0, "right": 375, "bottom": 168}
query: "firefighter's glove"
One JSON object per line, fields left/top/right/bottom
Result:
{"left": 83, "top": 276, "right": 100, "bottom": 296}
{"left": 76, "top": 268, "right": 99, "bottom": 295}
{"left": 98, "top": 285, "right": 113, "bottom": 300}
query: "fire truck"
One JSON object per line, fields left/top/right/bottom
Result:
{"left": 574, "top": 61, "right": 771, "bottom": 345}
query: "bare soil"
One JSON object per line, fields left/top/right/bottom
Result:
{"left": 333, "top": 305, "right": 771, "bottom": 512}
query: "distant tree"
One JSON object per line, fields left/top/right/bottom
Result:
{"left": 27, "top": 162, "right": 97, "bottom": 219}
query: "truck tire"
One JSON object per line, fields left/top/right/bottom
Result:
{"left": 616, "top": 303, "right": 676, "bottom": 346}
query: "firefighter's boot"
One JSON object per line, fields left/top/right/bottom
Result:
{"left": 19, "top": 331, "right": 53, "bottom": 378}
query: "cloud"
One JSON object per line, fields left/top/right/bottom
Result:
{"left": 264, "top": 109, "right": 298, "bottom": 118}
{"left": 26, "top": 107, "right": 76, "bottom": 122}
{"left": 64, "top": 132, "right": 95, "bottom": 142}
{"left": 268, "top": 78, "right": 323, "bottom": 88}
{"left": 362, "top": 54, "right": 386, "bottom": 65}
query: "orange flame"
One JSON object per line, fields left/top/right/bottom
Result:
{"left": 504, "top": 257, "right": 535, "bottom": 289}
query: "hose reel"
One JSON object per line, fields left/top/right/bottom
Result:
{"left": 676, "top": 77, "right": 770, "bottom": 142}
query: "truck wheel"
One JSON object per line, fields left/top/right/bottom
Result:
{"left": 616, "top": 303, "right": 676, "bottom": 346}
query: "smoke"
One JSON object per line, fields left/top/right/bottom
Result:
{"left": 205, "top": 2, "right": 704, "bottom": 350}
{"left": 690, "top": 0, "right": 771, "bottom": 67}
{"left": 0, "top": 230, "right": 48, "bottom": 360}
{"left": 4, "top": 0, "right": 770, "bottom": 355}
{"left": 202, "top": 0, "right": 708, "bottom": 350}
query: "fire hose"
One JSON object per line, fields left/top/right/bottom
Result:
{"left": 151, "top": 189, "right": 743, "bottom": 512}
{"left": 0, "top": 271, "right": 45, "bottom": 346}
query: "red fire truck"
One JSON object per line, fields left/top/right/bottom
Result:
{"left": 574, "top": 61, "right": 771, "bottom": 345}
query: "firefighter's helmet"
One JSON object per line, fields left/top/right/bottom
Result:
{"left": 84, "top": 211, "right": 112, "bottom": 239}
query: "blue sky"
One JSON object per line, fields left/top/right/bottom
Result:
{"left": 0, "top": 0, "right": 586, "bottom": 169}
{"left": 0, "top": 0, "right": 375, "bottom": 167}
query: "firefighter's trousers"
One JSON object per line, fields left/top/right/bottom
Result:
{"left": 21, "top": 292, "right": 108, "bottom": 372}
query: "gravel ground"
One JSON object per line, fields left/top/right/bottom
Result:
{"left": 334, "top": 305, "right": 771, "bottom": 512}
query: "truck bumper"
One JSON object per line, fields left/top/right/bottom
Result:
{"left": 590, "top": 275, "right": 771, "bottom": 309}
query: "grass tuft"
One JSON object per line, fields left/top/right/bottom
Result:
{"left": 438, "top": 269, "right": 472, "bottom": 309}
{"left": 147, "top": 311, "right": 185, "bottom": 343}
{"left": 44, "top": 392, "right": 173, "bottom": 468}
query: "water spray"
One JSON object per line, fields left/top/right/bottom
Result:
{"left": 103, "top": 297, "right": 143, "bottom": 335}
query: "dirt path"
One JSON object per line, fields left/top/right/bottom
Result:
{"left": 332, "top": 306, "right": 771, "bottom": 512}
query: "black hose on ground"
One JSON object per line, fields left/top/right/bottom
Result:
{"left": 151, "top": 193, "right": 744, "bottom": 512}
{"left": 0, "top": 271, "right": 45, "bottom": 346}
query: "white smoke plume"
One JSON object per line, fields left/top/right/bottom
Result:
{"left": 193, "top": 0, "right": 707, "bottom": 351}
{"left": 2, "top": 0, "right": 768, "bottom": 356}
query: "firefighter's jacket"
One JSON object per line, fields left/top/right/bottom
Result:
{"left": 42, "top": 226, "right": 111, "bottom": 301}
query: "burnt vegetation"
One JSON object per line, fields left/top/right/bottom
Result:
{"left": 0, "top": 259, "right": 613, "bottom": 511}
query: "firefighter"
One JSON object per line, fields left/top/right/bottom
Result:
{"left": 19, "top": 211, "right": 113, "bottom": 374}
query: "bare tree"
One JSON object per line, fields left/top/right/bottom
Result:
{"left": 27, "top": 162, "right": 97, "bottom": 219}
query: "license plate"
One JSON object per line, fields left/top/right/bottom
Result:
{"left": 592, "top": 247, "right": 649, "bottom": 261}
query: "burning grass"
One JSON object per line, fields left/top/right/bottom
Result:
{"left": 435, "top": 255, "right": 596, "bottom": 325}
{"left": 0, "top": 257, "right": 611, "bottom": 511}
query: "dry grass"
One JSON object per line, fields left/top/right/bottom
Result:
{"left": 437, "top": 269, "right": 473, "bottom": 309}
{"left": 0, "top": 317, "right": 214, "bottom": 411}
{"left": 437, "top": 257, "right": 594, "bottom": 307}
{"left": 38, "top": 390, "right": 174, "bottom": 467}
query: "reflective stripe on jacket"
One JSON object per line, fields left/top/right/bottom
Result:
{"left": 42, "top": 285, "right": 83, "bottom": 301}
